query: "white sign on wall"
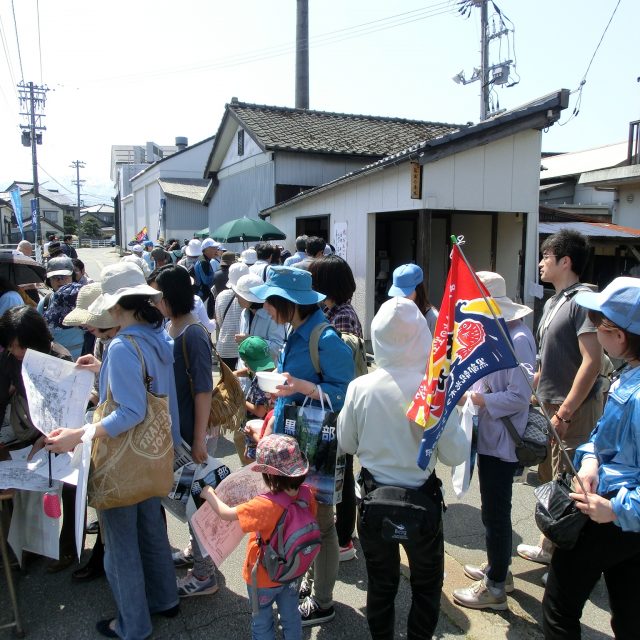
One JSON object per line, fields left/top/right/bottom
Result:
{"left": 334, "top": 222, "right": 347, "bottom": 260}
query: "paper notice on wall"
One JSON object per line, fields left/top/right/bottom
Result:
{"left": 190, "top": 463, "right": 267, "bottom": 567}
{"left": 21, "top": 349, "right": 94, "bottom": 435}
{"left": 334, "top": 222, "right": 347, "bottom": 260}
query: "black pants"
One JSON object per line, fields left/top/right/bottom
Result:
{"left": 336, "top": 454, "right": 356, "bottom": 547}
{"left": 542, "top": 519, "right": 640, "bottom": 640}
{"left": 478, "top": 454, "right": 518, "bottom": 584}
{"left": 220, "top": 357, "right": 237, "bottom": 371}
{"left": 357, "top": 476, "right": 443, "bottom": 640}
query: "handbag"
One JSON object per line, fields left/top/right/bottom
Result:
{"left": 358, "top": 467, "right": 443, "bottom": 542}
{"left": 283, "top": 387, "right": 344, "bottom": 505}
{"left": 501, "top": 406, "right": 549, "bottom": 467}
{"left": 534, "top": 474, "right": 588, "bottom": 550}
{"left": 181, "top": 325, "right": 245, "bottom": 436}
{"left": 87, "top": 337, "right": 174, "bottom": 510}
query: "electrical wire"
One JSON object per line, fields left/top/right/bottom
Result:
{"left": 559, "top": 0, "right": 622, "bottom": 127}
{"left": 36, "top": 0, "right": 43, "bottom": 84}
{"left": 0, "top": 14, "right": 18, "bottom": 99}
{"left": 78, "top": 1, "right": 457, "bottom": 87}
{"left": 10, "top": 0, "right": 23, "bottom": 81}
{"left": 37, "top": 164, "right": 112, "bottom": 204}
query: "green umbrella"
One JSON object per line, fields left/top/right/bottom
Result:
{"left": 194, "top": 227, "right": 209, "bottom": 238}
{"left": 211, "top": 217, "right": 286, "bottom": 243}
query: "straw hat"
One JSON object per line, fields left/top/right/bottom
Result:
{"left": 63, "top": 282, "right": 117, "bottom": 329}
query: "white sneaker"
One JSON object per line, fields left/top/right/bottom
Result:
{"left": 541, "top": 572, "right": 548, "bottom": 586}
{"left": 463, "top": 562, "right": 514, "bottom": 593}
{"left": 516, "top": 544, "right": 552, "bottom": 565}
{"left": 453, "top": 580, "right": 508, "bottom": 611}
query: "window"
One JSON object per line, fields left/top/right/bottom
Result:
{"left": 237, "top": 129, "right": 245, "bottom": 156}
{"left": 42, "top": 210, "right": 58, "bottom": 223}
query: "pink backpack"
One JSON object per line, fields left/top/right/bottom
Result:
{"left": 250, "top": 485, "right": 321, "bottom": 610}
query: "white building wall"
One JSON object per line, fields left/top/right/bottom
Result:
{"left": 616, "top": 186, "right": 640, "bottom": 228}
{"left": 269, "top": 129, "right": 543, "bottom": 336}
{"left": 220, "top": 127, "right": 263, "bottom": 170}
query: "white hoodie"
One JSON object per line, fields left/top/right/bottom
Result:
{"left": 338, "top": 297, "right": 466, "bottom": 488}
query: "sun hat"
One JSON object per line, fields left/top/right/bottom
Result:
{"left": 226, "top": 262, "right": 250, "bottom": 289}
{"left": 250, "top": 266, "right": 326, "bottom": 305}
{"left": 46, "top": 256, "right": 74, "bottom": 277}
{"left": 185, "top": 238, "right": 203, "bottom": 257}
{"left": 388, "top": 263, "right": 423, "bottom": 297}
{"left": 62, "top": 282, "right": 116, "bottom": 329}
{"left": 131, "top": 244, "right": 144, "bottom": 254}
{"left": 239, "top": 336, "right": 275, "bottom": 372}
{"left": 252, "top": 434, "right": 309, "bottom": 477}
{"left": 43, "top": 282, "right": 83, "bottom": 329}
{"left": 231, "top": 273, "right": 264, "bottom": 303}
{"left": 88, "top": 262, "right": 162, "bottom": 315}
{"left": 201, "top": 238, "right": 220, "bottom": 252}
{"left": 476, "top": 271, "right": 532, "bottom": 321}
{"left": 220, "top": 251, "right": 237, "bottom": 267}
{"left": 142, "top": 240, "right": 154, "bottom": 248}
{"left": 241, "top": 248, "right": 258, "bottom": 265}
{"left": 575, "top": 276, "right": 640, "bottom": 334}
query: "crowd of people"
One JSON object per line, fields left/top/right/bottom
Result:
{"left": 0, "top": 228, "right": 638, "bottom": 640}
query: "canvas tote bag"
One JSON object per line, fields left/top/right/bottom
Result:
{"left": 87, "top": 336, "right": 174, "bottom": 510}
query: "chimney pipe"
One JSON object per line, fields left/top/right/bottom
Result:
{"left": 295, "top": 0, "right": 309, "bottom": 109}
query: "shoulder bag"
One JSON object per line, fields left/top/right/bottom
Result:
{"left": 87, "top": 336, "right": 174, "bottom": 510}
{"left": 501, "top": 406, "right": 550, "bottom": 467}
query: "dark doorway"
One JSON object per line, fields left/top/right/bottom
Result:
{"left": 296, "top": 215, "right": 329, "bottom": 241}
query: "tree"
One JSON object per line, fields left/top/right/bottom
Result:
{"left": 63, "top": 214, "right": 78, "bottom": 236}
{"left": 80, "top": 218, "right": 102, "bottom": 238}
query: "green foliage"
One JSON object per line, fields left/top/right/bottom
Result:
{"left": 80, "top": 218, "right": 102, "bottom": 238}
{"left": 63, "top": 214, "right": 78, "bottom": 235}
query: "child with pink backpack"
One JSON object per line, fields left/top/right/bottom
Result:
{"left": 200, "top": 434, "right": 320, "bottom": 639}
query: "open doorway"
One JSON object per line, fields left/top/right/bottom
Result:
{"left": 296, "top": 215, "right": 329, "bottom": 242}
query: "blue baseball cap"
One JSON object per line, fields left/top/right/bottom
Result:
{"left": 388, "top": 263, "right": 424, "bottom": 297}
{"left": 250, "top": 266, "right": 326, "bottom": 305}
{"left": 575, "top": 276, "right": 640, "bottom": 334}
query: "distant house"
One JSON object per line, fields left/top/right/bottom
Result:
{"left": 119, "top": 137, "right": 213, "bottom": 244}
{"left": 262, "top": 90, "right": 570, "bottom": 338}
{"left": 0, "top": 181, "right": 75, "bottom": 243}
{"left": 203, "top": 98, "right": 463, "bottom": 242}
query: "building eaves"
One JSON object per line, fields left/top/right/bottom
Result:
{"left": 158, "top": 178, "right": 210, "bottom": 202}
{"left": 260, "top": 89, "right": 570, "bottom": 218}
{"left": 539, "top": 220, "right": 640, "bottom": 240}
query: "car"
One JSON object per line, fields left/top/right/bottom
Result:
{"left": 109, "top": 235, "right": 116, "bottom": 247}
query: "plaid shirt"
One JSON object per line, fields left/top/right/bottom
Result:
{"left": 325, "top": 302, "right": 363, "bottom": 338}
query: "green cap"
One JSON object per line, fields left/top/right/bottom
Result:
{"left": 239, "top": 336, "right": 275, "bottom": 372}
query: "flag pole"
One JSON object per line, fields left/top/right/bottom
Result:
{"left": 450, "top": 235, "right": 587, "bottom": 494}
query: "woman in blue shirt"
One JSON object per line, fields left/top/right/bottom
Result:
{"left": 542, "top": 277, "right": 640, "bottom": 640}
{"left": 251, "top": 266, "right": 354, "bottom": 628}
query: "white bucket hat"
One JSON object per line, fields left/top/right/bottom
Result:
{"left": 476, "top": 271, "right": 532, "bottom": 321}
{"left": 131, "top": 244, "right": 144, "bottom": 254}
{"left": 185, "top": 238, "right": 203, "bottom": 257}
{"left": 226, "top": 262, "right": 250, "bottom": 289}
{"left": 241, "top": 248, "right": 258, "bottom": 265}
{"left": 63, "top": 282, "right": 117, "bottom": 329}
{"left": 89, "top": 262, "right": 162, "bottom": 315}
{"left": 231, "top": 273, "right": 264, "bottom": 304}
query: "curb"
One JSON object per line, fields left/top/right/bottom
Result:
{"left": 400, "top": 549, "right": 544, "bottom": 640}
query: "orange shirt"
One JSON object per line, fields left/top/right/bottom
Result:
{"left": 236, "top": 488, "right": 317, "bottom": 589}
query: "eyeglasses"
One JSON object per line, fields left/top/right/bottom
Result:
{"left": 541, "top": 253, "right": 557, "bottom": 261}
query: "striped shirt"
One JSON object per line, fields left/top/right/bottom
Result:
{"left": 215, "top": 289, "right": 242, "bottom": 359}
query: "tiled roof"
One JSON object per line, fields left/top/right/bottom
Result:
{"left": 229, "top": 101, "right": 462, "bottom": 157}
{"left": 158, "top": 178, "right": 210, "bottom": 201}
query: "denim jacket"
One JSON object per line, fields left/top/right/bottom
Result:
{"left": 273, "top": 308, "right": 354, "bottom": 434}
{"left": 575, "top": 365, "right": 640, "bottom": 532}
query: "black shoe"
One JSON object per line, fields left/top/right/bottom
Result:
{"left": 157, "top": 604, "right": 180, "bottom": 618}
{"left": 86, "top": 520, "right": 100, "bottom": 535}
{"left": 96, "top": 619, "right": 118, "bottom": 638}
{"left": 72, "top": 563, "right": 105, "bottom": 582}
{"left": 299, "top": 597, "right": 335, "bottom": 627}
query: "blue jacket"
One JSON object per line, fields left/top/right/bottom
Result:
{"left": 575, "top": 364, "right": 640, "bottom": 532}
{"left": 98, "top": 324, "right": 180, "bottom": 443}
{"left": 273, "top": 308, "right": 354, "bottom": 433}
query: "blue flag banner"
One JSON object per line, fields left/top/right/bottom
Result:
{"left": 10, "top": 188, "right": 24, "bottom": 239}
{"left": 408, "top": 243, "right": 519, "bottom": 469}
{"left": 30, "top": 198, "right": 38, "bottom": 230}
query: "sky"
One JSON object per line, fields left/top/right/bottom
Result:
{"left": 0, "top": 0, "right": 635, "bottom": 205}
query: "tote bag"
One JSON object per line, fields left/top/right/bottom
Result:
{"left": 87, "top": 336, "right": 174, "bottom": 510}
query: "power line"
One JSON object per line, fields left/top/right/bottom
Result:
{"left": 559, "top": 0, "right": 622, "bottom": 127}
{"left": 0, "top": 14, "right": 18, "bottom": 99}
{"left": 79, "top": 1, "right": 457, "bottom": 86}
{"left": 10, "top": 0, "right": 23, "bottom": 81}
{"left": 36, "top": 0, "right": 43, "bottom": 84}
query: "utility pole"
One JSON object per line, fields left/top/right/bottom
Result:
{"left": 70, "top": 160, "right": 86, "bottom": 231}
{"left": 479, "top": 0, "right": 489, "bottom": 121}
{"left": 295, "top": 0, "right": 309, "bottom": 109}
{"left": 18, "top": 81, "right": 48, "bottom": 251}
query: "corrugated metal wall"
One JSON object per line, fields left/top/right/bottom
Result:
{"left": 166, "top": 196, "right": 208, "bottom": 234}
{"left": 275, "top": 152, "right": 373, "bottom": 186}
{"left": 209, "top": 161, "right": 275, "bottom": 228}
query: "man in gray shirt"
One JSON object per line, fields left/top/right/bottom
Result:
{"left": 518, "top": 229, "right": 603, "bottom": 567}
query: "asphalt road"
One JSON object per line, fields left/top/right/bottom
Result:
{"left": 0, "top": 248, "right": 615, "bottom": 639}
